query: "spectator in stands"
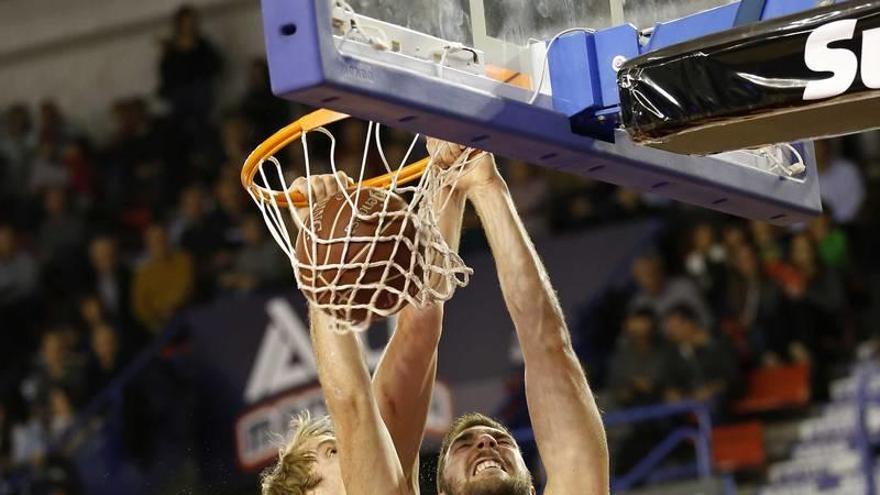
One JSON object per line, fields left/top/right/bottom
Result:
{"left": 808, "top": 211, "right": 850, "bottom": 271}
{"left": 606, "top": 308, "right": 672, "bottom": 408}
{"left": 10, "top": 405, "right": 46, "bottom": 469}
{"left": 207, "top": 178, "right": 246, "bottom": 267}
{"left": 0, "top": 225, "right": 38, "bottom": 307}
{"left": 37, "top": 188, "right": 85, "bottom": 266}
{"left": 0, "top": 104, "right": 35, "bottom": 204}
{"left": 61, "top": 138, "right": 96, "bottom": 203}
{"left": 609, "top": 187, "right": 650, "bottom": 220}
{"left": 101, "top": 97, "right": 166, "bottom": 212}
{"left": 29, "top": 139, "right": 69, "bottom": 195}
{"left": 169, "top": 185, "right": 221, "bottom": 300}
{"left": 663, "top": 304, "right": 740, "bottom": 408}
{"left": 36, "top": 100, "right": 74, "bottom": 149}
{"left": 750, "top": 221, "right": 784, "bottom": 265}
{"left": 84, "top": 325, "right": 122, "bottom": 399}
{"left": 606, "top": 308, "right": 676, "bottom": 476}
{"left": 724, "top": 244, "right": 786, "bottom": 367}
{"left": 684, "top": 222, "right": 728, "bottom": 311}
{"left": 0, "top": 401, "right": 9, "bottom": 475}
{"left": 87, "top": 235, "right": 133, "bottom": 330}
{"left": 132, "top": 224, "right": 194, "bottom": 333}
{"left": 29, "top": 101, "right": 74, "bottom": 199}
{"left": 629, "top": 254, "right": 712, "bottom": 331}
{"left": 158, "top": 5, "right": 222, "bottom": 127}
{"left": 0, "top": 225, "right": 40, "bottom": 363}
{"left": 78, "top": 294, "right": 105, "bottom": 333}
{"left": 816, "top": 139, "right": 865, "bottom": 225}
{"left": 218, "top": 215, "right": 286, "bottom": 294}
{"left": 240, "top": 58, "right": 291, "bottom": 139}
{"left": 47, "top": 387, "right": 74, "bottom": 441}
{"left": 169, "top": 186, "right": 208, "bottom": 249}
{"left": 37, "top": 188, "right": 87, "bottom": 297}
{"left": 219, "top": 114, "right": 253, "bottom": 170}
{"left": 21, "top": 330, "right": 85, "bottom": 410}
{"left": 721, "top": 222, "right": 748, "bottom": 255}
{"left": 548, "top": 175, "right": 614, "bottom": 231}
{"left": 781, "top": 233, "right": 846, "bottom": 364}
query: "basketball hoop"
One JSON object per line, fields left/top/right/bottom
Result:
{"left": 241, "top": 108, "right": 475, "bottom": 331}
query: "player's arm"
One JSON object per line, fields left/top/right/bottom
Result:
{"left": 372, "top": 139, "right": 467, "bottom": 491}
{"left": 458, "top": 154, "right": 609, "bottom": 495}
{"left": 292, "top": 173, "right": 409, "bottom": 495}
{"left": 310, "top": 307, "right": 409, "bottom": 495}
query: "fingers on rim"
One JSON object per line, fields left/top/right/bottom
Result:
{"left": 322, "top": 175, "right": 339, "bottom": 196}
{"left": 335, "top": 170, "right": 354, "bottom": 187}
{"left": 291, "top": 176, "right": 308, "bottom": 196}
{"left": 311, "top": 177, "right": 327, "bottom": 201}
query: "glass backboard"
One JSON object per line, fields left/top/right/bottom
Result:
{"left": 341, "top": 0, "right": 736, "bottom": 87}
{"left": 345, "top": 0, "right": 738, "bottom": 43}
{"left": 259, "top": 0, "right": 824, "bottom": 224}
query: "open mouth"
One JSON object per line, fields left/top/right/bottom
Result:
{"left": 472, "top": 458, "right": 507, "bottom": 477}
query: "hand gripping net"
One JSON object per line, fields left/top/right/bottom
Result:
{"left": 241, "top": 109, "right": 476, "bottom": 332}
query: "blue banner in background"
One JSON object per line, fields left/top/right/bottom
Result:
{"left": 186, "top": 292, "right": 455, "bottom": 478}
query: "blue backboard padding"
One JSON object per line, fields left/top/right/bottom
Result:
{"left": 645, "top": 3, "right": 740, "bottom": 52}
{"left": 548, "top": 32, "right": 601, "bottom": 117}
{"left": 594, "top": 24, "right": 640, "bottom": 110}
{"left": 734, "top": 0, "right": 768, "bottom": 26}
{"left": 762, "top": 0, "right": 818, "bottom": 20}
{"left": 261, "top": 0, "right": 326, "bottom": 98}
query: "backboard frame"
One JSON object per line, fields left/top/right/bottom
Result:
{"left": 259, "top": 0, "right": 823, "bottom": 224}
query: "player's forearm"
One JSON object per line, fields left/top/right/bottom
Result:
{"left": 468, "top": 177, "right": 609, "bottom": 493}
{"left": 527, "top": 348, "right": 609, "bottom": 494}
{"left": 372, "top": 189, "right": 465, "bottom": 483}
{"left": 311, "top": 308, "right": 376, "bottom": 414}
{"left": 435, "top": 187, "right": 466, "bottom": 252}
{"left": 372, "top": 305, "right": 442, "bottom": 484}
{"left": 310, "top": 308, "right": 408, "bottom": 494}
{"left": 467, "top": 178, "right": 568, "bottom": 352}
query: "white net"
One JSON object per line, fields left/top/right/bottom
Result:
{"left": 246, "top": 120, "right": 477, "bottom": 332}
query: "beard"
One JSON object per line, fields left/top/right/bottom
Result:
{"left": 447, "top": 474, "right": 532, "bottom": 495}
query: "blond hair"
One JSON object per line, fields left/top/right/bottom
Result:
{"left": 261, "top": 411, "right": 336, "bottom": 495}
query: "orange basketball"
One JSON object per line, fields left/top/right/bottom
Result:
{"left": 295, "top": 188, "right": 421, "bottom": 324}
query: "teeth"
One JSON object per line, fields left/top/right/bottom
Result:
{"left": 474, "top": 460, "right": 503, "bottom": 475}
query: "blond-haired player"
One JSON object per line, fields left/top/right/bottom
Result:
{"left": 431, "top": 146, "right": 609, "bottom": 495}
{"left": 261, "top": 139, "right": 467, "bottom": 495}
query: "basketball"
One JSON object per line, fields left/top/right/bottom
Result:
{"left": 295, "top": 187, "right": 422, "bottom": 324}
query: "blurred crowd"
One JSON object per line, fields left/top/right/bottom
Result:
{"left": 2, "top": 3, "right": 880, "bottom": 493}
{"left": 492, "top": 133, "right": 880, "bottom": 478}
{"left": 0, "top": 6, "right": 296, "bottom": 491}
{"left": 573, "top": 137, "right": 878, "bottom": 474}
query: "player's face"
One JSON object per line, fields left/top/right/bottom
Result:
{"left": 440, "top": 426, "right": 534, "bottom": 495}
{"left": 304, "top": 437, "right": 345, "bottom": 495}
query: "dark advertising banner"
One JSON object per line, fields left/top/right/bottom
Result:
{"left": 619, "top": 0, "right": 880, "bottom": 153}
{"left": 185, "top": 292, "right": 454, "bottom": 479}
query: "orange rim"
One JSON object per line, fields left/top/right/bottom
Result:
{"left": 241, "top": 108, "right": 429, "bottom": 208}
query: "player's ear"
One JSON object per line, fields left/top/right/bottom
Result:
{"left": 530, "top": 487, "right": 537, "bottom": 495}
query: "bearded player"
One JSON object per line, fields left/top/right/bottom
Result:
{"left": 432, "top": 145, "right": 609, "bottom": 495}
{"left": 261, "top": 140, "right": 468, "bottom": 494}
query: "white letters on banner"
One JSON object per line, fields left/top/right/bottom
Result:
{"left": 804, "top": 20, "right": 880, "bottom": 100}
{"left": 236, "top": 297, "right": 453, "bottom": 470}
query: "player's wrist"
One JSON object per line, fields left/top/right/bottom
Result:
{"left": 464, "top": 172, "right": 506, "bottom": 198}
{"left": 439, "top": 185, "right": 467, "bottom": 205}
